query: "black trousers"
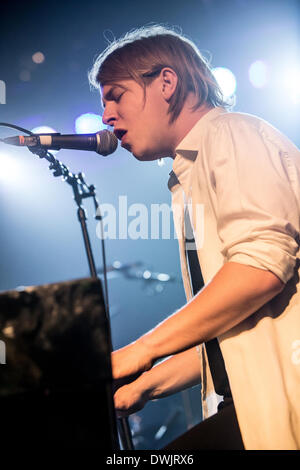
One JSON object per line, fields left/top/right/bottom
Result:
{"left": 164, "top": 402, "right": 244, "bottom": 450}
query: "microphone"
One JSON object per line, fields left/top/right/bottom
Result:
{"left": 0, "top": 129, "right": 118, "bottom": 156}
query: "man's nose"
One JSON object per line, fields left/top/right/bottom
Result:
{"left": 102, "top": 106, "right": 117, "bottom": 126}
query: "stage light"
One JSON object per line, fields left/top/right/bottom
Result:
{"left": 32, "top": 52, "right": 45, "bottom": 64}
{"left": 212, "top": 67, "right": 237, "bottom": 98}
{"left": 0, "top": 151, "right": 22, "bottom": 184}
{"left": 31, "top": 125, "right": 57, "bottom": 134}
{"left": 282, "top": 66, "right": 300, "bottom": 104}
{"left": 249, "top": 60, "right": 268, "bottom": 88}
{"left": 75, "top": 113, "right": 104, "bottom": 134}
{"left": 0, "top": 127, "right": 58, "bottom": 184}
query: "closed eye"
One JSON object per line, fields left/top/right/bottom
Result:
{"left": 114, "top": 92, "right": 124, "bottom": 103}
{"left": 102, "top": 88, "right": 125, "bottom": 108}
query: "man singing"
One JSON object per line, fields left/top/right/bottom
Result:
{"left": 89, "top": 26, "right": 300, "bottom": 450}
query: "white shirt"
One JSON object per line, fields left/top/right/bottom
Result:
{"left": 169, "top": 107, "right": 300, "bottom": 449}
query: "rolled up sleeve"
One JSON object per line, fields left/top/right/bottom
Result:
{"left": 210, "top": 117, "right": 300, "bottom": 284}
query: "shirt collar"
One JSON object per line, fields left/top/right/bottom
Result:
{"left": 168, "top": 107, "right": 227, "bottom": 192}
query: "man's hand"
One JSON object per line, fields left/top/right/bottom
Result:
{"left": 114, "top": 380, "right": 149, "bottom": 418}
{"left": 113, "top": 347, "right": 202, "bottom": 417}
{"left": 111, "top": 339, "right": 154, "bottom": 382}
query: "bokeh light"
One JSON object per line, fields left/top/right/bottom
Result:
{"left": 249, "top": 60, "right": 268, "bottom": 88}
{"left": 32, "top": 52, "right": 45, "bottom": 64}
{"left": 282, "top": 65, "right": 300, "bottom": 104}
{"left": 212, "top": 67, "right": 237, "bottom": 98}
{"left": 75, "top": 113, "right": 104, "bottom": 134}
{"left": 0, "top": 151, "right": 23, "bottom": 184}
{"left": 31, "top": 125, "right": 57, "bottom": 135}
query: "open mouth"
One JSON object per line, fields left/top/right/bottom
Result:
{"left": 114, "top": 129, "right": 127, "bottom": 141}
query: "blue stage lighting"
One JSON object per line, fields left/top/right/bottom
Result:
{"left": 0, "top": 150, "right": 22, "bottom": 184}
{"left": 212, "top": 67, "right": 237, "bottom": 99}
{"left": 75, "top": 113, "right": 104, "bottom": 134}
{"left": 283, "top": 66, "right": 300, "bottom": 104}
{"left": 31, "top": 125, "right": 57, "bottom": 134}
{"left": 249, "top": 60, "right": 268, "bottom": 88}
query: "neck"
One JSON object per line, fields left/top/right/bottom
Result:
{"left": 169, "top": 99, "right": 214, "bottom": 159}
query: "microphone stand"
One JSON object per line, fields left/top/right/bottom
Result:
{"left": 23, "top": 144, "right": 134, "bottom": 451}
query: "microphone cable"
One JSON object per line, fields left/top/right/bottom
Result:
{"left": 0, "top": 122, "right": 35, "bottom": 135}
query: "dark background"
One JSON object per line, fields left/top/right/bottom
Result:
{"left": 0, "top": 0, "right": 299, "bottom": 449}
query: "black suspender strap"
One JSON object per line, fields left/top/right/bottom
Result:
{"left": 184, "top": 209, "right": 232, "bottom": 399}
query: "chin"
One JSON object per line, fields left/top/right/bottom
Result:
{"left": 134, "top": 155, "right": 160, "bottom": 162}
{"left": 132, "top": 148, "right": 162, "bottom": 162}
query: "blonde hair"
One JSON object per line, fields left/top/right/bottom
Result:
{"left": 89, "top": 25, "right": 228, "bottom": 122}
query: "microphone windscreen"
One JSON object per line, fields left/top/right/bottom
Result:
{"left": 97, "top": 129, "right": 118, "bottom": 156}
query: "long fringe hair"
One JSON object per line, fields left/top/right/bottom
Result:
{"left": 89, "top": 25, "right": 230, "bottom": 122}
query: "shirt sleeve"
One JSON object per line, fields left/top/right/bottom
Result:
{"left": 209, "top": 116, "right": 300, "bottom": 284}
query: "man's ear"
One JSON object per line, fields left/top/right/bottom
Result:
{"left": 160, "top": 67, "right": 178, "bottom": 101}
